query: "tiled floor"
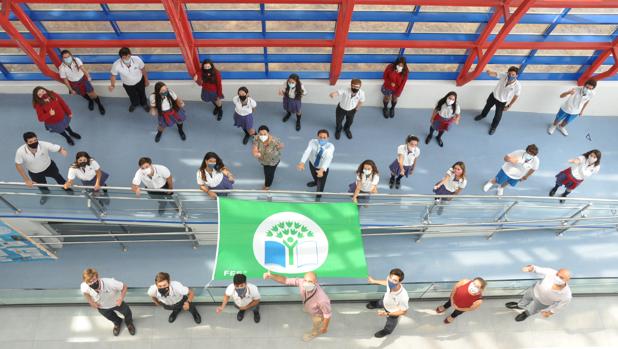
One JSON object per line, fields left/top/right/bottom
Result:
{"left": 2, "top": 297, "right": 617, "bottom": 348}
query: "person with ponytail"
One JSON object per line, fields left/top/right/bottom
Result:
{"left": 194, "top": 59, "right": 224, "bottom": 120}
{"left": 59, "top": 49, "right": 105, "bottom": 115}
{"left": 425, "top": 91, "right": 461, "bottom": 147}
{"left": 149, "top": 81, "right": 187, "bottom": 143}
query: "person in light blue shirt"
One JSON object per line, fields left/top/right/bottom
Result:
{"left": 297, "top": 129, "right": 335, "bottom": 201}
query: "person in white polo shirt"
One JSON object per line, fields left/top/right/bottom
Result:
{"left": 550, "top": 149, "right": 601, "bottom": 203}
{"left": 433, "top": 161, "right": 467, "bottom": 215}
{"left": 366, "top": 268, "right": 409, "bottom": 338}
{"left": 109, "top": 47, "right": 149, "bottom": 113}
{"left": 329, "top": 78, "right": 365, "bottom": 140}
{"left": 548, "top": 79, "right": 597, "bottom": 137}
{"left": 483, "top": 144, "right": 539, "bottom": 196}
{"left": 474, "top": 66, "right": 522, "bottom": 135}
{"left": 349, "top": 159, "right": 379, "bottom": 204}
{"left": 59, "top": 49, "right": 105, "bottom": 115}
{"left": 131, "top": 157, "right": 175, "bottom": 216}
{"left": 149, "top": 81, "right": 187, "bottom": 143}
{"left": 297, "top": 129, "right": 335, "bottom": 202}
{"left": 63, "top": 151, "right": 109, "bottom": 191}
{"left": 81, "top": 267, "right": 136, "bottom": 336}
{"left": 148, "top": 272, "right": 201, "bottom": 324}
{"left": 388, "top": 135, "right": 420, "bottom": 190}
{"left": 506, "top": 264, "right": 572, "bottom": 322}
{"left": 233, "top": 86, "right": 258, "bottom": 145}
{"left": 14, "top": 131, "right": 69, "bottom": 205}
{"left": 216, "top": 273, "right": 261, "bottom": 323}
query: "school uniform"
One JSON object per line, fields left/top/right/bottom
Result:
{"left": 368, "top": 285, "right": 409, "bottom": 336}
{"left": 200, "top": 69, "right": 223, "bottom": 103}
{"left": 149, "top": 90, "right": 186, "bottom": 128}
{"left": 555, "top": 156, "right": 599, "bottom": 191}
{"left": 232, "top": 96, "right": 257, "bottom": 132}
{"left": 433, "top": 169, "right": 467, "bottom": 196}
{"left": 15, "top": 141, "right": 66, "bottom": 193}
{"left": 196, "top": 168, "right": 234, "bottom": 194}
{"left": 225, "top": 282, "right": 261, "bottom": 315}
{"left": 282, "top": 83, "right": 307, "bottom": 115}
{"left": 495, "top": 150, "right": 539, "bottom": 186}
{"left": 389, "top": 144, "right": 420, "bottom": 179}
{"left": 132, "top": 164, "right": 174, "bottom": 215}
{"left": 59, "top": 57, "right": 94, "bottom": 97}
{"left": 476, "top": 73, "right": 521, "bottom": 132}
{"left": 431, "top": 103, "right": 461, "bottom": 132}
{"left": 335, "top": 88, "right": 365, "bottom": 136}
{"left": 555, "top": 87, "right": 594, "bottom": 124}
{"left": 300, "top": 139, "right": 335, "bottom": 199}
{"left": 68, "top": 159, "right": 109, "bottom": 187}
{"left": 348, "top": 173, "right": 379, "bottom": 203}
{"left": 111, "top": 56, "right": 148, "bottom": 109}
{"left": 382, "top": 64, "right": 408, "bottom": 97}
{"left": 80, "top": 278, "right": 133, "bottom": 327}
{"left": 147, "top": 280, "right": 200, "bottom": 321}
{"left": 33, "top": 93, "right": 72, "bottom": 135}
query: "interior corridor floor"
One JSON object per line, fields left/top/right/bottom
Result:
{"left": 1, "top": 297, "right": 617, "bottom": 349}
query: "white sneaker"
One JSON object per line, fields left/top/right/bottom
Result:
{"left": 558, "top": 126, "right": 569, "bottom": 136}
{"left": 483, "top": 181, "right": 493, "bottom": 192}
{"left": 547, "top": 125, "right": 556, "bottom": 135}
{"left": 497, "top": 187, "right": 504, "bottom": 196}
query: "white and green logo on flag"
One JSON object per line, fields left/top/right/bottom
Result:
{"left": 213, "top": 198, "right": 367, "bottom": 280}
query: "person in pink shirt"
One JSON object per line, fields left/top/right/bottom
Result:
{"left": 264, "top": 270, "right": 331, "bottom": 342}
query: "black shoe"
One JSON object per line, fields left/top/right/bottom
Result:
{"left": 88, "top": 100, "right": 94, "bottom": 111}
{"left": 68, "top": 131, "right": 81, "bottom": 139}
{"left": 192, "top": 311, "right": 202, "bottom": 324}
{"left": 374, "top": 329, "right": 390, "bottom": 338}
{"left": 395, "top": 180, "right": 401, "bottom": 190}
{"left": 129, "top": 105, "right": 136, "bottom": 112}
{"left": 559, "top": 192, "right": 568, "bottom": 204}
{"left": 283, "top": 112, "right": 291, "bottom": 122}
{"left": 178, "top": 129, "right": 186, "bottom": 141}
{"left": 155, "top": 132, "right": 162, "bottom": 143}
{"left": 213, "top": 106, "right": 219, "bottom": 115}
{"left": 142, "top": 104, "right": 150, "bottom": 112}
{"left": 295, "top": 120, "right": 301, "bottom": 131}
{"left": 515, "top": 312, "right": 529, "bottom": 322}
{"left": 112, "top": 324, "right": 121, "bottom": 336}
{"left": 315, "top": 196, "right": 322, "bottom": 202}
{"left": 98, "top": 105, "right": 106, "bottom": 115}
{"left": 66, "top": 137, "right": 75, "bottom": 146}
{"left": 389, "top": 177, "right": 395, "bottom": 189}
{"left": 243, "top": 134, "right": 251, "bottom": 145}
{"left": 505, "top": 302, "right": 521, "bottom": 309}
{"left": 254, "top": 311, "right": 261, "bottom": 323}
{"left": 474, "top": 114, "right": 484, "bottom": 121}
{"left": 549, "top": 187, "right": 558, "bottom": 197}
{"left": 169, "top": 312, "right": 178, "bottom": 323}
{"left": 389, "top": 108, "right": 395, "bottom": 118}
{"left": 335, "top": 130, "right": 341, "bottom": 140}
{"left": 306, "top": 181, "right": 317, "bottom": 188}
{"left": 489, "top": 128, "right": 496, "bottom": 135}
{"left": 217, "top": 108, "right": 223, "bottom": 121}
{"left": 366, "top": 301, "right": 378, "bottom": 309}
{"left": 127, "top": 323, "right": 136, "bottom": 335}
{"left": 345, "top": 129, "right": 353, "bottom": 139}
{"left": 39, "top": 196, "right": 49, "bottom": 205}
{"left": 237, "top": 310, "right": 245, "bottom": 322}
{"left": 425, "top": 134, "right": 431, "bottom": 144}
{"left": 437, "top": 138, "right": 444, "bottom": 147}
{"left": 382, "top": 107, "right": 389, "bottom": 119}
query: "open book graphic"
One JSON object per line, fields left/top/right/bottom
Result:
{"left": 264, "top": 240, "right": 286, "bottom": 268}
{"left": 296, "top": 240, "right": 318, "bottom": 268}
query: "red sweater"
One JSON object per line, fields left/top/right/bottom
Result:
{"left": 201, "top": 69, "right": 223, "bottom": 98}
{"left": 34, "top": 92, "right": 72, "bottom": 125}
{"left": 453, "top": 281, "right": 482, "bottom": 308}
{"left": 382, "top": 64, "right": 408, "bottom": 97}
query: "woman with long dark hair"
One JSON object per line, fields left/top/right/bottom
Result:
{"left": 550, "top": 149, "right": 601, "bottom": 203}
{"left": 425, "top": 91, "right": 461, "bottom": 147}
{"left": 59, "top": 49, "right": 105, "bottom": 115}
{"left": 278, "top": 73, "right": 307, "bottom": 131}
{"left": 194, "top": 59, "right": 224, "bottom": 120}
{"left": 349, "top": 160, "right": 380, "bottom": 204}
{"left": 63, "top": 151, "right": 109, "bottom": 192}
{"left": 32, "top": 86, "right": 81, "bottom": 146}
{"left": 196, "top": 152, "right": 235, "bottom": 199}
{"left": 381, "top": 56, "right": 409, "bottom": 118}
{"left": 149, "top": 81, "right": 187, "bottom": 143}
{"left": 233, "top": 86, "right": 258, "bottom": 145}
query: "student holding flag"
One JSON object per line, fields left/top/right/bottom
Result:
{"left": 297, "top": 129, "right": 335, "bottom": 201}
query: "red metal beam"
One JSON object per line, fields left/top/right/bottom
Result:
{"left": 162, "top": 0, "right": 199, "bottom": 78}
{"left": 577, "top": 37, "right": 618, "bottom": 85}
{"left": 456, "top": 0, "right": 535, "bottom": 86}
{"left": 355, "top": 0, "right": 618, "bottom": 7}
{"left": 329, "top": 0, "right": 354, "bottom": 85}
{"left": 10, "top": 2, "right": 61, "bottom": 67}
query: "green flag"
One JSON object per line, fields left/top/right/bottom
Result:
{"left": 213, "top": 198, "right": 367, "bottom": 280}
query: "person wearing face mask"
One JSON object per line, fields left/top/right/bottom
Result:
{"left": 474, "top": 66, "right": 522, "bottom": 135}
{"left": 349, "top": 160, "right": 379, "bottom": 204}
{"left": 278, "top": 73, "right": 307, "bottom": 131}
{"left": 425, "top": 91, "right": 461, "bottom": 147}
{"left": 109, "top": 47, "right": 149, "bottom": 113}
{"left": 59, "top": 49, "right": 105, "bottom": 115}
{"left": 506, "top": 265, "right": 572, "bottom": 322}
{"left": 194, "top": 59, "right": 224, "bottom": 120}
{"left": 433, "top": 161, "right": 467, "bottom": 216}
{"left": 329, "top": 78, "right": 365, "bottom": 140}
{"left": 483, "top": 144, "right": 539, "bottom": 196}
{"left": 366, "top": 268, "right": 409, "bottom": 338}
{"left": 148, "top": 272, "right": 201, "bottom": 324}
{"left": 216, "top": 273, "right": 261, "bottom": 323}
{"left": 197, "top": 152, "right": 235, "bottom": 199}
{"left": 436, "top": 277, "right": 486, "bottom": 324}
{"left": 297, "top": 129, "right": 335, "bottom": 202}
{"left": 233, "top": 86, "right": 258, "bottom": 144}
{"left": 381, "top": 57, "right": 409, "bottom": 119}
{"left": 64, "top": 151, "right": 109, "bottom": 191}
{"left": 548, "top": 79, "right": 597, "bottom": 137}
{"left": 80, "top": 268, "right": 135, "bottom": 336}
{"left": 131, "top": 157, "right": 175, "bottom": 216}
{"left": 32, "top": 86, "right": 82, "bottom": 146}
{"left": 15, "top": 131, "right": 70, "bottom": 205}
{"left": 388, "top": 135, "right": 420, "bottom": 190}
{"left": 149, "top": 81, "right": 187, "bottom": 143}
{"left": 550, "top": 149, "right": 601, "bottom": 203}
{"left": 263, "top": 271, "right": 331, "bottom": 342}
{"left": 252, "top": 125, "right": 284, "bottom": 190}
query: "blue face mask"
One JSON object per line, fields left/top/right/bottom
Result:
{"left": 161, "top": 91, "right": 169, "bottom": 97}
{"left": 235, "top": 287, "right": 247, "bottom": 298}
{"left": 318, "top": 139, "right": 327, "bottom": 146}
{"left": 63, "top": 57, "right": 72, "bottom": 65}
{"left": 288, "top": 82, "right": 296, "bottom": 88}
{"left": 507, "top": 75, "right": 516, "bottom": 82}
{"left": 207, "top": 163, "right": 216, "bottom": 170}
{"left": 387, "top": 280, "right": 398, "bottom": 290}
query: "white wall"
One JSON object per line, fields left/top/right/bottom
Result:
{"left": 3, "top": 79, "right": 616, "bottom": 116}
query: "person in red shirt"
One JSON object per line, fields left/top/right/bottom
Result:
{"left": 194, "top": 59, "right": 224, "bottom": 120}
{"left": 436, "top": 277, "right": 486, "bottom": 324}
{"left": 32, "top": 87, "right": 81, "bottom": 146}
{"left": 382, "top": 57, "right": 409, "bottom": 119}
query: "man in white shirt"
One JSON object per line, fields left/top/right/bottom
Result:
{"left": 474, "top": 66, "right": 522, "bottom": 135}
{"left": 81, "top": 268, "right": 136, "bottom": 336}
{"left": 506, "top": 264, "right": 572, "bottom": 322}
{"left": 483, "top": 144, "right": 539, "bottom": 196}
{"left": 14, "top": 131, "right": 70, "bottom": 205}
{"left": 131, "top": 157, "right": 175, "bottom": 216}
{"left": 366, "top": 268, "right": 409, "bottom": 338}
{"left": 297, "top": 129, "right": 335, "bottom": 202}
{"left": 548, "top": 79, "right": 597, "bottom": 137}
{"left": 148, "top": 272, "right": 201, "bottom": 324}
{"left": 216, "top": 273, "right": 261, "bottom": 323}
{"left": 329, "top": 78, "right": 366, "bottom": 140}
{"left": 109, "top": 47, "right": 149, "bottom": 113}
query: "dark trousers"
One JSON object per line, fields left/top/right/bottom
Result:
{"left": 335, "top": 104, "right": 356, "bottom": 132}
{"left": 162, "top": 295, "right": 200, "bottom": 317}
{"left": 123, "top": 77, "right": 148, "bottom": 108}
{"left": 309, "top": 162, "right": 329, "bottom": 198}
{"left": 147, "top": 182, "right": 176, "bottom": 216}
{"left": 479, "top": 92, "right": 507, "bottom": 130}
{"left": 442, "top": 299, "right": 465, "bottom": 318}
{"left": 98, "top": 301, "right": 133, "bottom": 326}
{"left": 371, "top": 300, "right": 400, "bottom": 334}
{"left": 235, "top": 303, "right": 260, "bottom": 313}
{"left": 263, "top": 162, "right": 279, "bottom": 188}
{"left": 28, "top": 161, "right": 66, "bottom": 193}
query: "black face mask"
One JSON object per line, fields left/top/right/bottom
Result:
{"left": 78, "top": 162, "right": 88, "bottom": 168}
{"left": 351, "top": 88, "right": 360, "bottom": 94}
{"left": 27, "top": 142, "right": 39, "bottom": 149}
{"left": 158, "top": 287, "right": 170, "bottom": 296}
{"left": 239, "top": 95, "right": 247, "bottom": 102}
{"left": 89, "top": 280, "right": 100, "bottom": 290}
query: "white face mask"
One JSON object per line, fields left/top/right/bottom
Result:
{"left": 396, "top": 65, "right": 403, "bottom": 73}
{"left": 259, "top": 135, "right": 268, "bottom": 142}
{"left": 582, "top": 88, "right": 590, "bottom": 96}
{"left": 553, "top": 275, "right": 566, "bottom": 286}
{"left": 468, "top": 283, "right": 480, "bottom": 294}
{"left": 362, "top": 169, "right": 372, "bottom": 176}
{"left": 446, "top": 98, "right": 455, "bottom": 106}
{"left": 523, "top": 153, "right": 534, "bottom": 162}
{"left": 586, "top": 156, "right": 596, "bottom": 165}
{"left": 141, "top": 167, "right": 152, "bottom": 176}
{"left": 303, "top": 282, "right": 316, "bottom": 292}
{"left": 122, "top": 58, "right": 131, "bottom": 65}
